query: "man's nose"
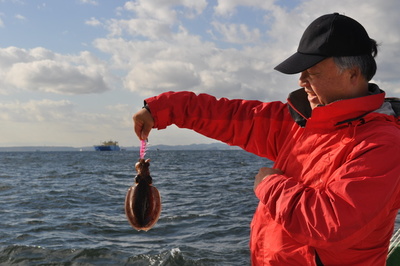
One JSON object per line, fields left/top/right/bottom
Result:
{"left": 298, "top": 71, "right": 309, "bottom": 87}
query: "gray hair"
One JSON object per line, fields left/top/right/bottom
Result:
{"left": 333, "top": 39, "right": 378, "bottom": 81}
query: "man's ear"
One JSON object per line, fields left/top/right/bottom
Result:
{"left": 348, "top": 67, "right": 362, "bottom": 83}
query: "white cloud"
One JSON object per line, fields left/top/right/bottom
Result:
{"left": 2, "top": 0, "right": 400, "bottom": 147}
{"left": 211, "top": 22, "right": 261, "bottom": 44}
{"left": 0, "top": 47, "right": 112, "bottom": 94}
{"left": 125, "top": 60, "right": 201, "bottom": 95}
{"left": 79, "top": 0, "right": 98, "bottom": 5}
{"left": 0, "top": 98, "right": 134, "bottom": 146}
{"left": 104, "top": 0, "right": 207, "bottom": 40}
{"left": 85, "top": 17, "right": 101, "bottom": 26}
{"left": 14, "top": 14, "right": 25, "bottom": 20}
{"left": 106, "top": 18, "right": 173, "bottom": 40}
{"left": 6, "top": 60, "right": 108, "bottom": 94}
{"left": 94, "top": 0, "right": 400, "bottom": 102}
{"left": 124, "top": 0, "right": 207, "bottom": 22}
{"left": 93, "top": 11, "right": 294, "bottom": 100}
{"left": 214, "top": 0, "right": 275, "bottom": 17}
{"left": 0, "top": 99, "right": 74, "bottom": 122}
{"left": 124, "top": 0, "right": 177, "bottom": 23}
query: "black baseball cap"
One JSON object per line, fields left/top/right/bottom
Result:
{"left": 274, "top": 13, "right": 373, "bottom": 74}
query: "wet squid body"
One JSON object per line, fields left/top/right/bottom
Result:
{"left": 125, "top": 158, "right": 162, "bottom": 231}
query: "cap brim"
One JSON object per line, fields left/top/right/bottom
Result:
{"left": 274, "top": 52, "right": 327, "bottom": 74}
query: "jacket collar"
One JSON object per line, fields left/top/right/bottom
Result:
{"left": 287, "top": 83, "right": 386, "bottom": 128}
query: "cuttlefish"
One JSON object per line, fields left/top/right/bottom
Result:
{"left": 125, "top": 158, "right": 161, "bottom": 231}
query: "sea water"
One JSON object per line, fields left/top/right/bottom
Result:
{"left": 1, "top": 150, "right": 399, "bottom": 265}
{"left": 0, "top": 150, "right": 269, "bottom": 265}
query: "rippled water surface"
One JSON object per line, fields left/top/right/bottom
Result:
{"left": 0, "top": 150, "right": 271, "bottom": 265}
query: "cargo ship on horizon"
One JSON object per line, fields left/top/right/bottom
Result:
{"left": 94, "top": 140, "right": 121, "bottom": 151}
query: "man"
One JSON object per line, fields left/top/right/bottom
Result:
{"left": 133, "top": 13, "right": 400, "bottom": 265}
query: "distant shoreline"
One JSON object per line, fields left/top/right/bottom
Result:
{"left": 0, "top": 143, "right": 240, "bottom": 152}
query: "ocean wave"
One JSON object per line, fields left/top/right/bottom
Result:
{"left": 0, "top": 245, "right": 206, "bottom": 266}
{"left": 0, "top": 150, "right": 262, "bottom": 265}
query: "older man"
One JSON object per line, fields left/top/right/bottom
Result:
{"left": 133, "top": 13, "right": 400, "bottom": 265}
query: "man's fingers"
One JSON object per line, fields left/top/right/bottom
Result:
{"left": 133, "top": 108, "right": 154, "bottom": 140}
{"left": 134, "top": 121, "right": 144, "bottom": 140}
{"left": 141, "top": 123, "right": 152, "bottom": 140}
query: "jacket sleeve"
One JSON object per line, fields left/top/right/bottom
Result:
{"left": 145, "top": 91, "right": 293, "bottom": 160}
{"left": 255, "top": 130, "right": 400, "bottom": 249}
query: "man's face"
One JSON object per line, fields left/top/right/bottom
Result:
{"left": 298, "top": 58, "right": 352, "bottom": 109}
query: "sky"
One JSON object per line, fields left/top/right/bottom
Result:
{"left": 1, "top": 0, "right": 400, "bottom": 148}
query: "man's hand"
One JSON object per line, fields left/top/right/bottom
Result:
{"left": 133, "top": 108, "right": 154, "bottom": 140}
{"left": 254, "top": 167, "right": 283, "bottom": 191}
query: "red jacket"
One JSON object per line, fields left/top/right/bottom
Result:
{"left": 145, "top": 84, "right": 400, "bottom": 265}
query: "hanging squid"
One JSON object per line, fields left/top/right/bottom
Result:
{"left": 125, "top": 141, "right": 161, "bottom": 231}
{"left": 125, "top": 158, "right": 162, "bottom": 231}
